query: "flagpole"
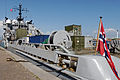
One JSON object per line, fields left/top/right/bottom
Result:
{"left": 95, "top": 16, "right": 102, "bottom": 55}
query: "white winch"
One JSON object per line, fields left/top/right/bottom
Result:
{"left": 48, "top": 30, "right": 72, "bottom": 48}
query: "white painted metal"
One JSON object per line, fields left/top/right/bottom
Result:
{"left": 9, "top": 44, "right": 58, "bottom": 63}
{"left": 76, "top": 55, "right": 120, "bottom": 80}
{"left": 6, "top": 19, "right": 11, "bottom": 24}
{"left": 48, "top": 30, "right": 72, "bottom": 48}
{"left": 9, "top": 43, "right": 120, "bottom": 80}
{"left": 84, "top": 36, "right": 94, "bottom": 49}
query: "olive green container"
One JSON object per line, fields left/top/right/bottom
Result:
{"left": 71, "top": 36, "right": 84, "bottom": 51}
{"left": 65, "top": 24, "right": 82, "bottom": 36}
{"left": 16, "top": 29, "right": 27, "bottom": 39}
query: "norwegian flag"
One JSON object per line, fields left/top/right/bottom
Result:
{"left": 97, "top": 19, "right": 120, "bottom": 80}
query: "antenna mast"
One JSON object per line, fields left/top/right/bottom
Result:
{"left": 117, "top": 30, "right": 119, "bottom": 38}
{"left": 13, "top": 3, "right": 28, "bottom": 28}
{"left": 18, "top": 4, "right": 22, "bottom": 21}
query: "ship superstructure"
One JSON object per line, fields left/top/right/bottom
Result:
{"left": 3, "top": 4, "right": 41, "bottom": 46}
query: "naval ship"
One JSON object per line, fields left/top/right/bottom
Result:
{"left": 1, "top": 4, "right": 120, "bottom": 80}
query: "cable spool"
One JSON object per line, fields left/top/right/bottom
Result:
{"left": 48, "top": 30, "right": 72, "bottom": 48}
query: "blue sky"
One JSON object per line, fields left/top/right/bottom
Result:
{"left": 0, "top": 0, "right": 120, "bottom": 38}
